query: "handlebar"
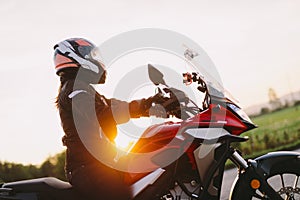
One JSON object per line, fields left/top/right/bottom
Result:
{"left": 147, "top": 65, "right": 203, "bottom": 119}
{"left": 152, "top": 84, "right": 201, "bottom": 120}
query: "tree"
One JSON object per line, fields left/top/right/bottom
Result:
{"left": 52, "top": 151, "right": 66, "bottom": 181}
{"left": 260, "top": 107, "right": 270, "bottom": 115}
{"left": 0, "top": 151, "right": 66, "bottom": 182}
{"left": 268, "top": 88, "right": 282, "bottom": 111}
{"left": 40, "top": 151, "right": 66, "bottom": 180}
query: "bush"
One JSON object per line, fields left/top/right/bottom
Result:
{"left": 261, "top": 107, "right": 270, "bottom": 115}
{"left": 294, "top": 100, "right": 300, "bottom": 106}
{"left": 0, "top": 151, "right": 66, "bottom": 182}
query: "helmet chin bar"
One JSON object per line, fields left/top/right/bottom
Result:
{"left": 75, "top": 68, "right": 105, "bottom": 84}
{"left": 98, "top": 71, "right": 107, "bottom": 84}
{"left": 80, "top": 63, "right": 100, "bottom": 74}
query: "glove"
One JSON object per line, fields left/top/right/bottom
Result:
{"left": 133, "top": 93, "right": 168, "bottom": 118}
{"left": 150, "top": 88, "right": 186, "bottom": 119}
{"left": 145, "top": 88, "right": 184, "bottom": 118}
{"left": 130, "top": 88, "right": 185, "bottom": 118}
{"left": 148, "top": 93, "right": 171, "bottom": 118}
{"left": 128, "top": 93, "right": 167, "bottom": 118}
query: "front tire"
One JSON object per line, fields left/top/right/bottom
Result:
{"left": 230, "top": 157, "right": 300, "bottom": 199}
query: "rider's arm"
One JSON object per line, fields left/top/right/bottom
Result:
{"left": 101, "top": 96, "right": 153, "bottom": 122}
{"left": 100, "top": 93, "right": 166, "bottom": 123}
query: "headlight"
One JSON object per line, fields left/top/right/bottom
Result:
{"left": 227, "top": 103, "right": 253, "bottom": 123}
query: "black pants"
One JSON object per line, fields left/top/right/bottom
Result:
{"left": 68, "top": 163, "right": 131, "bottom": 200}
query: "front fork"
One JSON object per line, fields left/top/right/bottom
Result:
{"left": 229, "top": 149, "right": 283, "bottom": 200}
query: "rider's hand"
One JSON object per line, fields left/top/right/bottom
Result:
{"left": 149, "top": 93, "right": 170, "bottom": 118}
{"left": 153, "top": 88, "right": 185, "bottom": 119}
{"left": 129, "top": 93, "right": 168, "bottom": 118}
{"left": 149, "top": 92, "right": 182, "bottom": 118}
{"left": 151, "top": 92, "right": 168, "bottom": 105}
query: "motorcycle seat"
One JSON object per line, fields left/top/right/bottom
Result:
{"left": 3, "top": 177, "right": 72, "bottom": 192}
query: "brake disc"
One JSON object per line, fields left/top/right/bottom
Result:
{"left": 277, "top": 186, "right": 300, "bottom": 199}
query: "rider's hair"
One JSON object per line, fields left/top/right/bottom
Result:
{"left": 55, "top": 68, "right": 78, "bottom": 108}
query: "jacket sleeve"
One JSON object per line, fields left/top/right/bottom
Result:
{"left": 109, "top": 94, "right": 167, "bottom": 120}
{"left": 106, "top": 97, "right": 152, "bottom": 123}
{"left": 128, "top": 98, "right": 152, "bottom": 118}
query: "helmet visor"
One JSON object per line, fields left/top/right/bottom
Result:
{"left": 88, "top": 47, "right": 106, "bottom": 70}
{"left": 78, "top": 45, "right": 93, "bottom": 58}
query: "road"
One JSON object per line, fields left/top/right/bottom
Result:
{"left": 220, "top": 148, "right": 300, "bottom": 200}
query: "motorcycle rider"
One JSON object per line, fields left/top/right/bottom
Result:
{"left": 54, "top": 38, "right": 166, "bottom": 200}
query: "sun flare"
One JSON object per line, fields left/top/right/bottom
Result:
{"left": 114, "top": 133, "right": 136, "bottom": 152}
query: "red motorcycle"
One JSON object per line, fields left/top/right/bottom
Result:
{"left": 1, "top": 64, "right": 299, "bottom": 200}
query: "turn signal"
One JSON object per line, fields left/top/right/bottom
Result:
{"left": 250, "top": 179, "right": 261, "bottom": 189}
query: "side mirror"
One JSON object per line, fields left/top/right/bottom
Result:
{"left": 148, "top": 64, "right": 167, "bottom": 86}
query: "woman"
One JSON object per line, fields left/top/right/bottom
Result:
{"left": 54, "top": 38, "right": 165, "bottom": 199}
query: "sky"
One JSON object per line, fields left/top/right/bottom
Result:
{"left": 0, "top": 0, "right": 300, "bottom": 164}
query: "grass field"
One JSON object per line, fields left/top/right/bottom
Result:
{"left": 233, "top": 104, "right": 300, "bottom": 159}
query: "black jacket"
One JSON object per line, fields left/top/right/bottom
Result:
{"left": 57, "top": 79, "right": 152, "bottom": 172}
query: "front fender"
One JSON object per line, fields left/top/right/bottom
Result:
{"left": 254, "top": 151, "right": 300, "bottom": 176}
{"left": 229, "top": 151, "right": 300, "bottom": 200}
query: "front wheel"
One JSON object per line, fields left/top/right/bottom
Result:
{"left": 230, "top": 152, "right": 300, "bottom": 200}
